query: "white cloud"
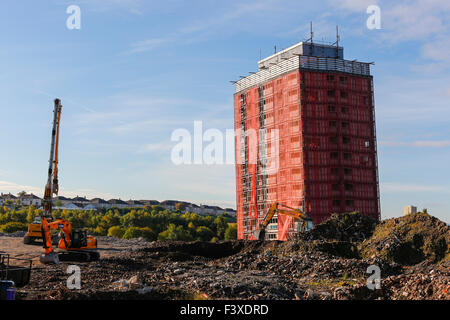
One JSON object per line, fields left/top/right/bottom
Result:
{"left": 72, "top": 0, "right": 143, "bottom": 15}
{"left": 330, "top": 0, "right": 450, "bottom": 68}
{"left": 0, "top": 181, "right": 116, "bottom": 200}
{"left": 331, "top": 0, "right": 379, "bottom": 12}
{"left": 137, "top": 142, "right": 173, "bottom": 154}
{"left": 125, "top": 0, "right": 282, "bottom": 54}
{"left": 0, "top": 181, "right": 42, "bottom": 196}
{"left": 421, "top": 36, "right": 450, "bottom": 64}
{"left": 127, "top": 38, "right": 173, "bottom": 54}
{"left": 380, "top": 140, "right": 450, "bottom": 148}
{"left": 381, "top": 182, "right": 450, "bottom": 193}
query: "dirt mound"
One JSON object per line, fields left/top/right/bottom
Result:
{"left": 141, "top": 240, "right": 267, "bottom": 259}
{"left": 8, "top": 214, "right": 449, "bottom": 301}
{"left": 280, "top": 238, "right": 360, "bottom": 259}
{"left": 359, "top": 213, "right": 449, "bottom": 265}
{"left": 38, "top": 287, "right": 194, "bottom": 300}
{"left": 297, "top": 211, "right": 377, "bottom": 242}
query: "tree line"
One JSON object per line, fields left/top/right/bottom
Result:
{"left": 0, "top": 204, "right": 237, "bottom": 242}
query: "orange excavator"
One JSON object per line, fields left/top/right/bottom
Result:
{"left": 38, "top": 99, "right": 98, "bottom": 264}
{"left": 253, "top": 202, "right": 314, "bottom": 241}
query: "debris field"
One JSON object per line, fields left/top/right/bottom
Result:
{"left": 2, "top": 212, "right": 448, "bottom": 300}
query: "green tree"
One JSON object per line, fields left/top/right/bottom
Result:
{"left": 152, "top": 205, "right": 164, "bottom": 213}
{"left": 123, "top": 227, "right": 143, "bottom": 239}
{"left": 26, "top": 205, "right": 37, "bottom": 223}
{"left": 158, "top": 223, "right": 193, "bottom": 241}
{"left": 107, "top": 226, "right": 125, "bottom": 238}
{"left": 224, "top": 223, "right": 237, "bottom": 240}
{"left": 175, "top": 202, "right": 187, "bottom": 211}
{"left": 214, "top": 216, "right": 228, "bottom": 239}
{"left": 0, "top": 222, "right": 28, "bottom": 233}
{"left": 140, "top": 227, "right": 157, "bottom": 241}
{"left": 195, "top": 226, "right": 215, "bottom": 241}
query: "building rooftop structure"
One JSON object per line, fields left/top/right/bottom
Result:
{"left": 235, "top": 41, "right": 372, "bottom": 93}
{"left": 19, "top": 193, "right": 41, "bottom": 199}
{"left": 90, "top": 198, "right": 108, "bottom": 204}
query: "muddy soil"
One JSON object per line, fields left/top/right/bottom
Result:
{"left": 1, "top": 213, "right": 448, "bottom": 300}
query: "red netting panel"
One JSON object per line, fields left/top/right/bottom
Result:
{"left": 234, "top": 94, "right": 244, "bottom": 239}
{"left": 235, "top": 69, "right": 379, "bottom": 240}
{"left": 265, "top": 72, "right": 304, "bottom": 240}
{"left": 300, "top": 71, "right": 380, "bottom": 224}
{"left": 235, "top": 71, "right": 304, "bottom": 240}
{"left": 246, "top": 87, "right": 260, "bottom": 239}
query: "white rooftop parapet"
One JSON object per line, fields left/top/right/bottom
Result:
{"left": 236, "top": 55, "right": 371, "bottom": 93}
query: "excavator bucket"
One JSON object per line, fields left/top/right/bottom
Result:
{"left": 253, "top": 229, "right": 266, "bottom": 241}
{"left": 39, "top": 252, "right": 60, "bottom": 265}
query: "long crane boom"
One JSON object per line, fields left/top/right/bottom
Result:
{"left": 42, "top": 99, "right": 62, "bottom": 218}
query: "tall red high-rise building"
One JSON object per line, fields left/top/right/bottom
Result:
{"left": 234, "top": 41, "right": 380, "bottom": 240}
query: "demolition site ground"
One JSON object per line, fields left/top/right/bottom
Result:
{"left": 1, "top": 212, "right": 448, "bottom": 300}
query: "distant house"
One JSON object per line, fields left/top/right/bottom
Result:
{"left": 126, "top": 200, "right": 145, "bottom": 208}
{"left": 224, "top": 208, "right": 237, "bottom": 217}
{"left": 19, "top": 193, "right": 42, "bottom": 206}
{"left": 108, "top": 199, "right": 128, "bottom": 208}
{"left": 53, "top": 196, "right": 72, "bottom": 206}
{"left": 90, "top": 198, "right": 111, "bottom": 209}
{"left": 55, "top": 202, "right": 81, "bottom": 210}
{"left": 83, "top": 204, "right": 97, "bottom": 210}
{"left": 403, "top": 205, "right": 417, "bottom": 216}
{"left": 139, "top": 200, "right": 160, "bottom": 207}
{"left": 186, "top": 203, "right": 202, "bottom": 214}
{"left": 200, "top": 205, "right": 222, "bottom": 216}
{"left": 0, "top": 193, "right": 17, "bottom": 205}
{"left": 160, "top": 200, "right": 179, "bottom": 211}
{"left": 71, "top": 196, "right": 89, "bottom": 207}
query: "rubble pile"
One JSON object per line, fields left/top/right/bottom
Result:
{"left": 359, "top": 212, "right": 450, "bottom": 265}
{"left": 13, "top": 212, "right": 449, "bottom": 300}
{"left": 297, "top": 211, "right": 377, "bottom": 242}
{"left": 0, "top": 231, "right": 26, "bottom": 238}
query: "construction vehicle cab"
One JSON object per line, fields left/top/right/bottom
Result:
{"left": 253, "top": 202, "right": 314, "bottom": 241}
{"left": 23, "top": 217, "right": 43, "bottom": 244}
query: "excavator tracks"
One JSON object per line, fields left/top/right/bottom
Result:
{"left": 57, "top": 251, "right": 100, "bottom": 263}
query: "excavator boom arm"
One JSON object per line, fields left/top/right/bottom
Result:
{"left": 255, "top": 202, "right": 313, "bottom": 240}
{"left": 42, "top": 99, "right": 62, "bottom": 217}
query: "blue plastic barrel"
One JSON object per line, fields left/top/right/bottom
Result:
{"left": 0, "top": 280, "right": 15, "bottom": 301}
{"left": 6, "top": 288, "right": 16, "bottom": 300}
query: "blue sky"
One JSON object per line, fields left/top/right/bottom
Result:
{"left": 0, "top": 0, "right": 449, "bottom": 222}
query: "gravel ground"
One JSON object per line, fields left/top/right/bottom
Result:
{"left": 1, "top": 212, "right": 449, "bottom": 300}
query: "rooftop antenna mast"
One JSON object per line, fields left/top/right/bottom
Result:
{"left": 335, "top": 25, "right": 340, "bottom": 58}
{"left": 331, "top": 25, "right": 341, "bottom": 58}
{"left": 310, "top": 21, "right": 314, "bottom": 44}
